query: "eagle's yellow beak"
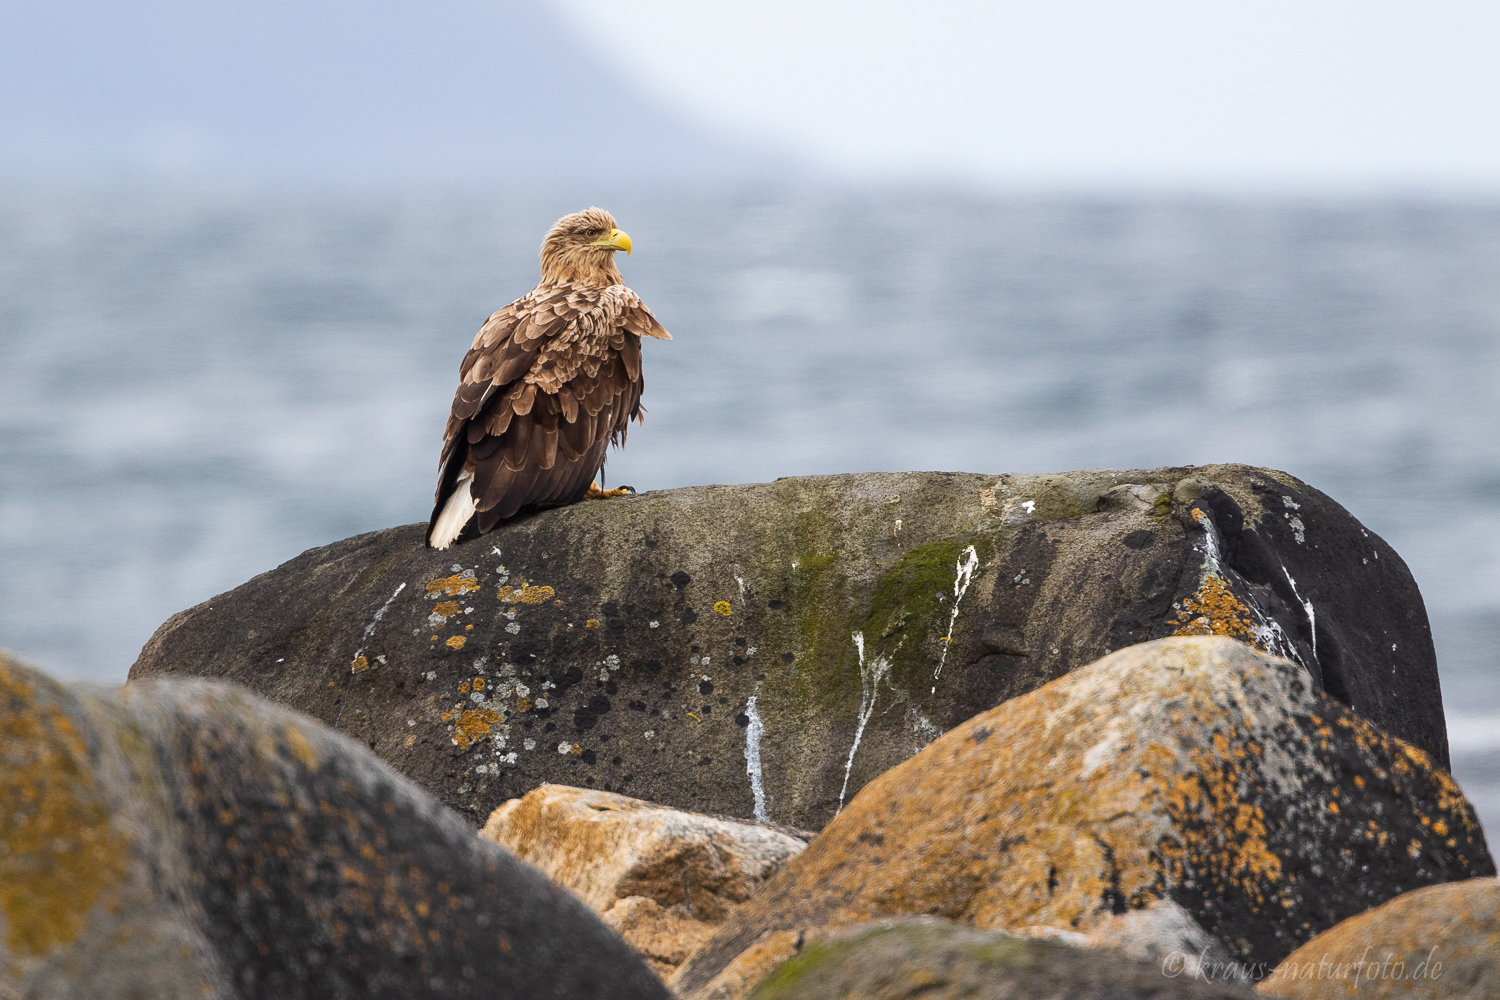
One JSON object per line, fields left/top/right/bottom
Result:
{"left": 594, "top": 228, "right": 632, "bottom": 255}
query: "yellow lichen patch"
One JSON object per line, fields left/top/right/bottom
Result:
{"left": 457, "top": 680, "right": 472, "bottom": 695}
{"left": 714, "top": 601, "right": 733, "bottom": 617}
{"left": 445, "top": 636, "right": 467, "bottom": 650}
{"left": 350, "top": 655, "right": 370, "bottom": 673}
{"left": 1168, "top": 572, "right": 1265, "bottom": 649}
{"left": 498, "top": 581, "right": 556, "bottom": 604}
{"left": 426, "top": 573, "right": 481, "bottom": 597}
{"left": 519, "top": 585, "right": 555, "bottom": 604}
{"left": 285, "top": 722, "right": 319, "bottom": 771}
{"left": 516, "top": 696, "right": 532, "bottom": 713}
{"left": 585, "top": 619, "right": 601, "bottom": 629}
{"left": 432, "top": 601, "right": 462, "bottom": 618}
{"left": 452, "top": 707, "right": 502, "bottom": 751}
{"left": 0, "top": 659, "right": 132, "bottom": 957}
{"left": 471, "top": 677, "right": 486, "bottom": 692}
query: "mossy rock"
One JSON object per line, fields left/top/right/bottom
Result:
{"left": 129, "top": 467, "right": 1446, "bottom": 829}
{"left": 747, "top": 920, "right": 1257, "bottom": 1000}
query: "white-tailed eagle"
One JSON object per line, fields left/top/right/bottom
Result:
{"left": 427, "top": 208, "right": 671, "bottom": 549}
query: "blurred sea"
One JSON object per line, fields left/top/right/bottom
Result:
{"left": 1, "top": 185, "right": 1497, "bottom": 832}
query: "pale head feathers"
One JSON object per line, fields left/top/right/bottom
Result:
{"left": 540, "top": 207, "right": 626, "bottom": 286}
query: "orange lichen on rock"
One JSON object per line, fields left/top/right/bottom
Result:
{"left": 452, "top": 707, "right": 502, "bottom": 750}
{"left": 0, "top": 656, "right": 131, "bottom": 957}
{"left": 497, "top": 582, "right": 556, "bottom": 604}
{"left": 1160, "top": 738, "right": 1284, "bottom": 912}
{"left": 670, "top": 637, "right": 1491, "bottom": 1000}
{"left": 350, "top": 655, "right": 370, "bottom": 673}
{"left": 1169, "top": 572, "right": 1264, "bottom": 647}
{"left": 432, "top": 601, "right": 462, "bottom": 618}
{"left": 1168, "top": 508, "right": 1275, "bottom": 652}
{"left": 2, "top": 653, "right": 671, "bottom": 999}
{"left": 425, "top": 573, "right": 481, "bottom": 597}
{"left": 693, "top": 929, "right": 803, "bottom": 1000}
{"left": 445, "top": 636, "right": 466, "bottom": 650}
{"left": 1258, "top": 878, "right": 1500, "bottom": 998}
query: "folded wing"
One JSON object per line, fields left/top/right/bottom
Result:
{"left": 428, "top": 285, "right": 666, "bottom": 542}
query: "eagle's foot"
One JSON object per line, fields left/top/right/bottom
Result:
{"left": 585, "top": 482, "right": 636, "bottom": 500}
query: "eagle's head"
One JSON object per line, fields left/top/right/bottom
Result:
{"left": 539, "top": 207, "right": 632, "bottom": 285}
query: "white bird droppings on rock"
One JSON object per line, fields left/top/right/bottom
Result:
{"left": 932, "top": 545, "right": 980, "bottom": 691}
{"left": 839, "top": 632, "right": 890, "bottom": 815}
{"left": 743, "top": 695, "right": 769, "bottom": 823}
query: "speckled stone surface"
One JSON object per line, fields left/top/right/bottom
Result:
{"left": 1258, "top": 877, "right": 1500, "bottom": 998}
{"left": 669, "top": 638, "right": 1491, "bottom": 1000}
{"left": 0, "top": 651, "right": 669, "bottom": 1000}
{"left": 129, "top": 467, "right": 1447, "bottom": 830}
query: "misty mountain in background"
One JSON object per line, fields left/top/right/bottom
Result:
{"left": 0, "top": 0, "right": 792, "bottom": 183}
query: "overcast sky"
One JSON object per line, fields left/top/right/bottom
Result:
{"left": 553, "top": 0, "right": 1500, "bottom": 191}
{"left": 3, "top": 0, "right": 1499, "bottom": 190}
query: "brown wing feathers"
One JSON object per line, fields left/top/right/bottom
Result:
{"left": 430, "top": 282, "right": 658, "bottom": 536}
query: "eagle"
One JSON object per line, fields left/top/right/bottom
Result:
{"left": 426, "top": 208, "right": 671, "bottom": 549}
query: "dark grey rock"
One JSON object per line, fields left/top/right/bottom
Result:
{"left": 129, "top": 467, "right": 1447, "bottom": 829}
{"left": 0, "top": 651, "right": 669, "bottom": 1000}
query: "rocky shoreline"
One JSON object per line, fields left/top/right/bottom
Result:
{"left": 4, "top": 468, "right": 1493, "bottom": 997}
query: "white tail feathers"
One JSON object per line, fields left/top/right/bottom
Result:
{"left": 428, "top": 470, "right": 478, "bottom": 550}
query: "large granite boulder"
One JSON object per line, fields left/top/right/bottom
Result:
{"left": 743, "top": 919, "right": 1257, "bottom": 1000}
{"left": 669, "top": 637, "right": 1491, "bottom": 1000}
{"left": 1258, "top": 877, "right": 1500, "bottom": 998}
{"left": 0, "top": 652, "right": 668, "bottom": 999}
{"left": 480, "top": 784, "right": 808, "bottom": 979}
{"left": 130, "top": 467, "right": 1446, "bottom": 829}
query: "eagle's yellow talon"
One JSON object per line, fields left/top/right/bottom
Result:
{"left": 585, "top": 482, "right": 635, "bottom": 500}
